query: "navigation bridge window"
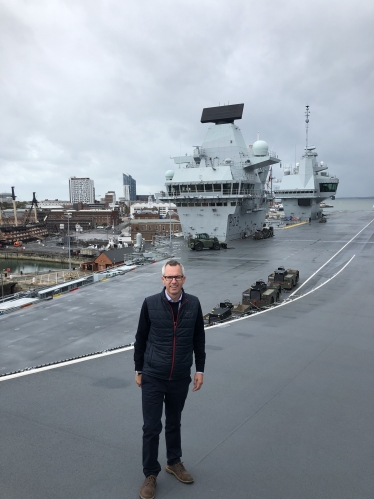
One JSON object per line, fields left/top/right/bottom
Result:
{"left": 169, "top": 183, "right": 225, "bottom": 194}
{"left": 278, "top": 190, "right": 316, "bottom": 194}
{"left": 240, "top": 183, "right": 255, "bottom": 194}
{"left": 232, "top": 183, "right": 239, "bottom": 195}
{"left": 319, "top": 183, "right": 338, "bottom": 192}
{"left": 167, "top": 182, "right": 256, "bottom": 196}
{"left": 201, "top": 183, "right": 222, "bottom": 192}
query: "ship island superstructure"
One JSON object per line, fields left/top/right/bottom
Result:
{"left": 277, "top": 106, "right": 339, "bottom": 220}
{"left": 160, "top": 104, "right": 280, "bottom": 241}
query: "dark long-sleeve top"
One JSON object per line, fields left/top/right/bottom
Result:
{"left": 134, "top": 291, "right": 206, "bottom": 374}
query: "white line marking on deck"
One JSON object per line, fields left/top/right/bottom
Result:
{"left": 210, "top": 218, "right": 373, "bottom": 328}
{"left": 0, "top": 346, "right": 134, "bottom": 382}
{"left": 212, "top": 255, "right": 356, "bottom": 327}
{"left": 289, "top": 218, "right": 374, "bottom": 298}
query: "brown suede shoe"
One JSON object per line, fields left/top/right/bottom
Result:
{"left": 139, "top": 475, "right": 157, "bottom": 499}
{"left": 166, "top": 462, "right": 194, "bottom": 483}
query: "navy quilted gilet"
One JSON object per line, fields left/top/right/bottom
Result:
{"left": 143, "top": 289, "right": 200, "bottom": 380}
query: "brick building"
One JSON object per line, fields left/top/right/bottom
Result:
{"left": 130, "top": 218, "right": 181, "bottom": 242}
{"left": 93, "top": 248, "right": 126, "bottom": 271}
{"left": 44, "top": 209, "right": 120, "bottom": 232}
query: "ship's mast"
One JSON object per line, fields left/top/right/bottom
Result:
{"left": 11, "top": 186, "right": 18, "bottom": 226}
{"left": 32, "top": 192, "right": 39, "bottom": 223}
{"left": 305, "top": 105, "right": 310, "bottom": 150}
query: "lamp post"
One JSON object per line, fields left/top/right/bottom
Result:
{"left": 1, "top": 269, "right": 4, "bottom": 302}
{"left": 64, "top": 212, "right": 72, "bottom": 271}
{"left": 167, "top": 202, "right": 173, "bottom": 251}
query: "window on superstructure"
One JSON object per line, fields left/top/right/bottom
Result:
{"left": 181, "top": 185, "right": 188, "bottom": 193}
{"left": 223, "top": 202, "right": 227, "bottom": 206}
{"left": 197, "top": 184, "right": 204, "bottom": 192}
{"left": 189, "top": 185, "right": 197, "bottom": 192}
{"left": 223, "top": 184, "right": 231, "bottom": 195}
{"left": 232, "top": 183, "right": 239, "bottom": 195}
{"left": 182, "top": 203, "right": 188, "bottom": 206}
{"left": 202, "top": 203, "right": 208, "bottom": 206}
{"left": 209, "top": 202, "right": 215, "bottom": 206}
{"left": 205, "top": 184, "right": 213, "bottom": 192}
{"left": 320, "top": 183, "right": 337, "bottom": 192}
{"left": 195, "top": 203, "right": 201, "bottom": 206}
{"left": 231, "top": 202, "right": 236, "bottom": 206}
{"left": 216, "top": 203, "right": 222, "bottom": 206}
{"left": 213, "top": 184, "right": 222, "bottom": 192}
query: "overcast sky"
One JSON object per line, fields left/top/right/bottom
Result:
{"left": 1, "top": 0, "right": 373, "bottom": 201}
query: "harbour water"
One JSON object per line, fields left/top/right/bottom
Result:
{"left": 0, "top": 259, "right": 69, "bottom": 274}
{"left": 327, "top": 197, "right": 374, "bottom": 212}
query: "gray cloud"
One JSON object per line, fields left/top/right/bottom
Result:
{"left": 0, "top": 0, "right": 373, "bottom": 200}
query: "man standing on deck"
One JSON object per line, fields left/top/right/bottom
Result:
{"left": 134, "top": 259, "right": 206, "bottom": 499}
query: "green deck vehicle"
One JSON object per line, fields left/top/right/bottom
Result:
{"left": 242, "top": 280, "right": 281, "bottom": 307}
{"left": 203, "top": 300, "right": 253, "bottom": 326}
{"left": 188, "top": 233, "right": 227, "bottom": 251}
{"left": 268, "top": 266, "right": 299, "bottom": 290}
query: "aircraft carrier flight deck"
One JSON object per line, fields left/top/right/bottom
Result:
{"left": 1, "top": 209, "right": 373, "bottom": 499}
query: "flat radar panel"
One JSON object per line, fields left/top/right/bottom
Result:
{"left": 201, "top": 103, "right": 244, "bottom": 124}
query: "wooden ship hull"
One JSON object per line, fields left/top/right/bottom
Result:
{"left": 0, "top": 223, "right": 49, "bottom": 246}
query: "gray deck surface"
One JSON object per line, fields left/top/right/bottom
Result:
{"left": 1, "top": 210, "right": 373, "bottom": 498}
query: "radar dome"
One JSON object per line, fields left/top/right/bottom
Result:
{"left": 252, "top": 140, "right": 269, "bottom": 157}
{"left": 165, "top": 170, "right": 175, "bottom": 180}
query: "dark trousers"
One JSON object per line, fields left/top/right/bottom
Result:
{"left": 141, "top": 374, "right": 191, "bottom": 477}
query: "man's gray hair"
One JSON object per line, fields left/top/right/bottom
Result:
{"left": 162, "top": 260, "right": 185, "bottom": 276}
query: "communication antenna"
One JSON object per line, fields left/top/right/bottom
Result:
{"left": 305, "top": 105, "right": 310, "bottom": 149}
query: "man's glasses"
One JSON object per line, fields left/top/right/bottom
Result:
{"left": 163, "top": 275, "right": 184, "bottom": 281}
